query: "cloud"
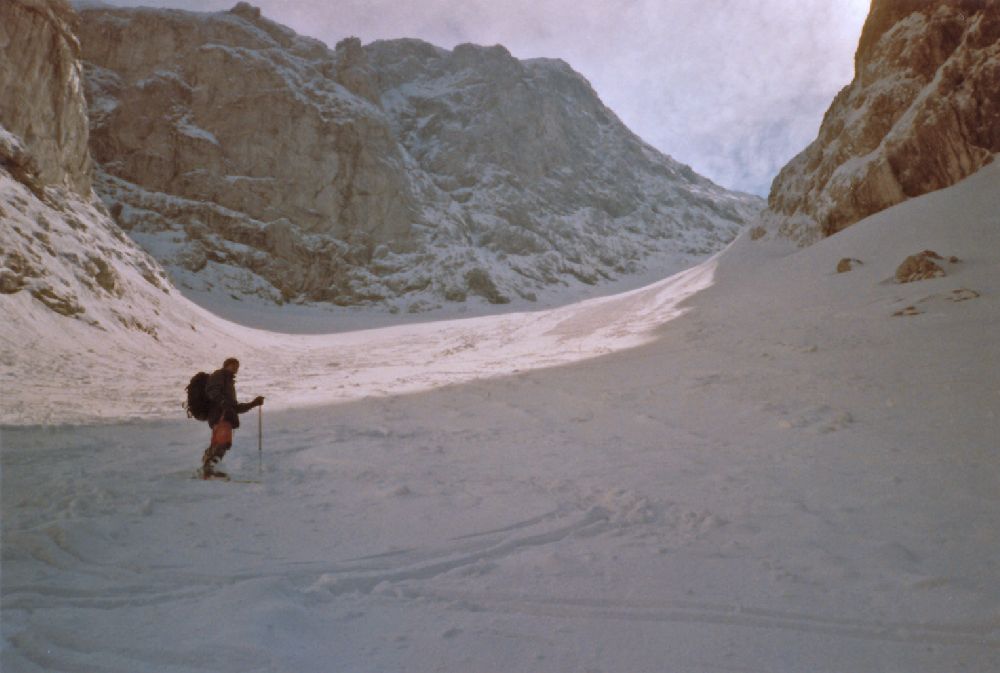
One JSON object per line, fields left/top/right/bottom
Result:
{"left": 93, "top": 0, "right": 869, "bottom": 195}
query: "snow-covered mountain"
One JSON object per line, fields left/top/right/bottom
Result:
{"left": 5, "top": 1, "right": 1000, "bottom": 671}
{"left": 755, "top": 0, "right": 1000, "bottom": 245}
{"left": 76, "top": 2, "right": 761, "bottom": 312}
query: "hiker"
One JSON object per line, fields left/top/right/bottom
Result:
{"left": 201, "top": 357, "right": 264, "bottom": 478}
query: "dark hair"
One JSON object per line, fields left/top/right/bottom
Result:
{"left": 223, "top": 357, "right": 240, "bottom": 369}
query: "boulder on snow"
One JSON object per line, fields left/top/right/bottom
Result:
{"left": 947, "top": 287, "right": 980, "bottom": 302}
{"left": 837, "top": 258, "right": 862, "bottom": 273}
{"left": 895, "top": 250, "right": 946, "bottom": 283}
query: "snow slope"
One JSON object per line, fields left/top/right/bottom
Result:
{"left": 3, "top": 160, "right": 1000, "bottom": 671}
{"left": 0, "top": 152, "right": 716, "bottom": 426}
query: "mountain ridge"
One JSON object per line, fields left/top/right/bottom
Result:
{"left": 76, "top": 2, "right": 762, "bottom": 312}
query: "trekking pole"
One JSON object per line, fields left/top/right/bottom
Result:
{"left": 258, "top": 404, "right": 263, "bottom": 476}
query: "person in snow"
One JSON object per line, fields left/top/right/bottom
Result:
{"left": 202, "top": 357, "right": 264, "bottom": 478}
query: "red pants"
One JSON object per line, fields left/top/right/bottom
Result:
{"left": 207, "top": 420, "right": 233, "bottom": 462}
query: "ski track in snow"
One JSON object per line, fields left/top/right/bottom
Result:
{"left": 7, "top": 498, "right": 996, "bottom": 650}
{"left": 4, "top": 451, "right": 999, "bottom": 673}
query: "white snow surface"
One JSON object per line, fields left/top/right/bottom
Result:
{"left": 3, "top": 161, "right": 1000, "bottom": 671}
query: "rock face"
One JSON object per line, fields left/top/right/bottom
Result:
{"left": 76, "top": 3, "right": 762, "bottom": 310}
{"left": 0, "top": 0, "right": 175, "bottom": 330}
{"left": 759, "top": 0, "right": 1000, "bottom": 245}
{"left": 0, "top": 0, "right": 91, "bottom": 195}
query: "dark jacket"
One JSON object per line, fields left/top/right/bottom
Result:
{"left": 205, "top": 368, "right": 255, "bottom": 428}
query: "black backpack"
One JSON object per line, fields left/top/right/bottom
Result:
{"left": 185, "top": 371, "right": 212, "bottom": 421}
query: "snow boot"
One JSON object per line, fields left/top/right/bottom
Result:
{"left": 201, "top": 453, "right": 227, "bottom": 480}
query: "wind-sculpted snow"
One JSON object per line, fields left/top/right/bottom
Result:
{"left": 76, "top": 3, "right": 761, "bottom": 311}
{"left": 4, "top": 163, "right": 1000, "bottom": 673}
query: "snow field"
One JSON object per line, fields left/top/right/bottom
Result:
{"left": 3, "top": 161, "right": 1000, "bottom": 671}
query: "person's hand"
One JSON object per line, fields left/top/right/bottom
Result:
{"left": 252, "top": 396, "right": 265, "bottom": 407}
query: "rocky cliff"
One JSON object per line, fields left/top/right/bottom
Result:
{"left": 758, "top": 0, "right": 1000, "bottom": 245}
{"left": 0, "top": 0, "right": 91, "bottom": 195}
{"left": 76, "top": 3, "right": 762, "bottom": 311}
{"left": 0, "top": 0, "right": 178, "bottom": 338}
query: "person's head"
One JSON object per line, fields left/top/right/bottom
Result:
{"left": 223, "top": 357, "right": 240, "bottom": 374}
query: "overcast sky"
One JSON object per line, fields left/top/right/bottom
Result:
{"left": 96, "top": 0, "right": 870, "bottom": 196}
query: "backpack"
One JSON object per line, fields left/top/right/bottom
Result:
{"left": 185, "top": 371, "right": 212, "bottom": 421}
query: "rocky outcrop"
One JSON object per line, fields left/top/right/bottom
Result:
{"left": 78, "top": 5, "right": 415, "bottom": 246}
{"left": 76, "top": 4, "right": 762, "bottom": 310}
{"left": 0, "top": 0, "right": 177, "bottom": 328}
{"left": 759, "top": 0, "right": 1000, "bottom": 245}
{"left": 0, "top": 0, "right": 91, "bottom": 195}
{"left": 894, "top": 249, "right": 955, "bottom": 283}
{"left": 836, "top": 258, "right": 862, "bottom": 273}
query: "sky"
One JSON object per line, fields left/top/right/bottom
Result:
{"left": 95, "top": 0, "right": 870, "bottom": 196}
